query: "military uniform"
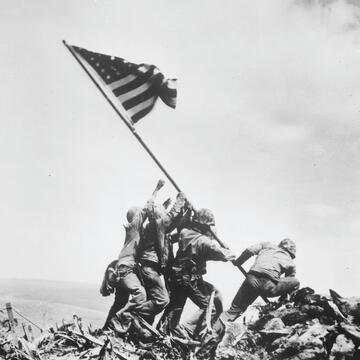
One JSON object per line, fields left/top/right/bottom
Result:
{"left": 136, "top": 192, "right": 187, "bottom": 324}
{"left": 158, "top": 226, "right": 235, "bottom": 337}
{"left": 221, "top": 240, "right": 300, "bottom": 322}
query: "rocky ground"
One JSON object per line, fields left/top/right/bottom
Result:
{"left": 1, "top": 287, "right": 360, "bottom": 360}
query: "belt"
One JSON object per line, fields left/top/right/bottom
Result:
{"left": 140, "top": 259, "right": 162, "bottom": 273}
{"left": 248, "top": 270, "right": 279, "bottom": 284}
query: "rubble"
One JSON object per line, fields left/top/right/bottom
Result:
{"left": 1, "top": 288, "right": 360, "bottom": 360}
{"left": 216, "top": 288, "right": 360, "bottom": 360}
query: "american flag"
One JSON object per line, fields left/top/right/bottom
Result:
{"left": 70, "top": 45, "right": 177, "bottom": 124}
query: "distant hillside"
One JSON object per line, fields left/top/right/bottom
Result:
{"left": 0, "top": 278, "right": 113, "bottom": 330}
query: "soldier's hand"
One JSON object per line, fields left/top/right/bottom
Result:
{"left": 156, "top": 179, "right": 165, "bottom": 190}
{"left": 226, "top": 253, "right": 236, "bottom": 262}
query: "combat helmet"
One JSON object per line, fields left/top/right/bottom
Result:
{"left": 126, "top": 206, "right": 142, "bottom": 223}
{"left": 193, "top": 208, "right": 216, "bottom": 227}
{"left": 279, "top": 238, "right": 296, "bottom": 259}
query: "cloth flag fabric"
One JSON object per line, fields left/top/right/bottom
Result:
{"left": 70, "top": 45, "right": 177, "bottom": 123}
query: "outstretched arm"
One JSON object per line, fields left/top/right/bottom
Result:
{"left": 233, "top": 242, "right": 273, "bottom": 267}
{"left": 137, "top": 179, "right": 166, "bottom": 222}
{"left": 147, "top": 179, "right": 165, "bottom": 207}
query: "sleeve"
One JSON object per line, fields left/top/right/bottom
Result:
{"left": 129, "top": 208, "right": 147, "bottom": 232}
{"left": 198, "top": 237, "right": 236, "bottom": 262}
{"left": 155, "top": 218, "right": 169, "bottom": 268}
{"left": 233, "top": 242, "right": 273, "bottom": 267}
{"left": 163, "top": 192, "right": 187, "bottom": 233}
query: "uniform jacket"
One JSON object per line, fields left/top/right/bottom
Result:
{"left": 117, "top": 199, "right": 154, "bottom": 268}
{"left": 138, "top": 192, "right": 187, "bottom": 267}
{"left": 174, "top": 228, "right": 234, "bottom": 275}
{"left": 235, "top": 242, "right": 296, "bottom": 282}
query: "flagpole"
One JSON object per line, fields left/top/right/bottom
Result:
{"left": 62, "top": 41, "right": 269, "bottom": 302}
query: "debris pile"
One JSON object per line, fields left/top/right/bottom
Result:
{"left": 0, "top": 313, "right": 190, "bottom": 360}
{"left": 1, "top": 287, "right": 360, "bottom": 360}
{"left": 216, "top": 287, "right": 360, "bottom": 360}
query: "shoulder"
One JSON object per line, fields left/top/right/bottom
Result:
{"left": 248, "top": 241, "right": 275, "bottom": 253}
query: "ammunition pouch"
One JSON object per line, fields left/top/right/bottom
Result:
{"left": 171, "top": 259, "right": 201, "bottom": 286}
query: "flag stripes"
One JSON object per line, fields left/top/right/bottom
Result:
{"left": 70, "top": 45, "right": 177, "bottom": 123}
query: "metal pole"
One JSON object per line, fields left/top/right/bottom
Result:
{"left": 6, "top": 302, "right": 18, "bottom": 345}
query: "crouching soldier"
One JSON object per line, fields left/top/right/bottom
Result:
{"left": 158, "top": 208, "right": 235, "bottom": 339}
{"left": 101, "top": 259, "right": 130, "bottom": 329}
{"left": 221, "top": 238, "right": 300, "bottom": 322}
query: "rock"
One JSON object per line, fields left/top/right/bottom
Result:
{"left": 329, "top": 334, "right": 355, "bottom": 360}
{"left": 288, "top": 348, "right": 326, "bottom": 360}
{"left": 339, "top": 322, "right": 360, "bottom": 343}
{"left": 330, "top": 290, "right": 360, "bottom": 325}
{"left": 263, "top": 318, "right": 285, "bottom": 331}
{"left": 272, "top": 320, "right": 331, "bottom": 359}
{"left": 259, "top": 318, "right": 290, "bottom": 342}
{"left": 292, "top": 287, "right": 316, "bottom": 305}
{"left": 220, "top": 321, "right": 246, "bottom": 347}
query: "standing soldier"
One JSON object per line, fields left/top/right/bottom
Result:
{"left": 158, "top": 208, "right": 235, "bottom": 339}
{"left": 221, "top": 238, "right": 300, "bottom": 322}
{"left": 107, "top": 180, "right": 165, "bottom": 332}
{"left": 135, "top": 192, "right": 188, "bottom": 324}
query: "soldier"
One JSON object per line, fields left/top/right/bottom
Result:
{"left": 101, "top": 260, "right": 129, "bottom": 329}
{"left": 221, "top": 238, "right": 300, "bottom": 322}
{"left": 135, "top": 192, "right": 188, "bottom": 324}
{"left": 158, "top": 208, "right": 235, "bottom": 339}
{"left": 107, "top": 180, "right": 165, "bottom": 332}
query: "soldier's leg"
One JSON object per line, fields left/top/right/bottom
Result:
{"left": 220, "top": 274, "right": 260, "bottom": 322}
{"left": 263, "top": 276, "right": 300, "bottom": 298}
{"left": 157, "top": 285, "right": 187, "bottom": 333}
{"left": 138, "top": 266, "right": 169, "bottom": 324}
{"left": 116, "top": 271, "right": 147, "bottom": 316}
{"left": 182, "top": 280, "right": 223, "bottom": 338}
{"left": 103, "top": 287, "right": 129, "bottom": 329}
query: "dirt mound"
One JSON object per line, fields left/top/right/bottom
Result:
{"left": 216, "top": 287, "right": 360, "bottom": 360}
{"left": 1, "top": 288, "right": 360, "bottom": 360}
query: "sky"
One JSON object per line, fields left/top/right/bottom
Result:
{"left": 1, "top": 0, "right": 360, "bottom": 307}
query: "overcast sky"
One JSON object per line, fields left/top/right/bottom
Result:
{"left": 1, "top": 0, "right": 360, "bottom": 306}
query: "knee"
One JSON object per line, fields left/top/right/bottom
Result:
{"left": 132, "top": 286, "right": 147, "bottom": 303}
{"left": 154, "top": 292, "right": 170, "bottom": 310}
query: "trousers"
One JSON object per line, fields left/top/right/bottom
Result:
{"left": 221, "top": 273, "right": 300, "bottom": 322}
{"left": 158, "top": 277, "right": 222, "bottom": 336}
{"left": 138, "top": 265, "right": 169, "bottom": 324}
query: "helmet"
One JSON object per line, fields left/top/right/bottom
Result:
{"left": 193, "top": 208, "right": 215, "bottom": 226}
{"left": 279, "top": 238, "right": 296, "bottom": 259}
{"left": 126, "top": 206, "right": 142, "bottom": 223}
